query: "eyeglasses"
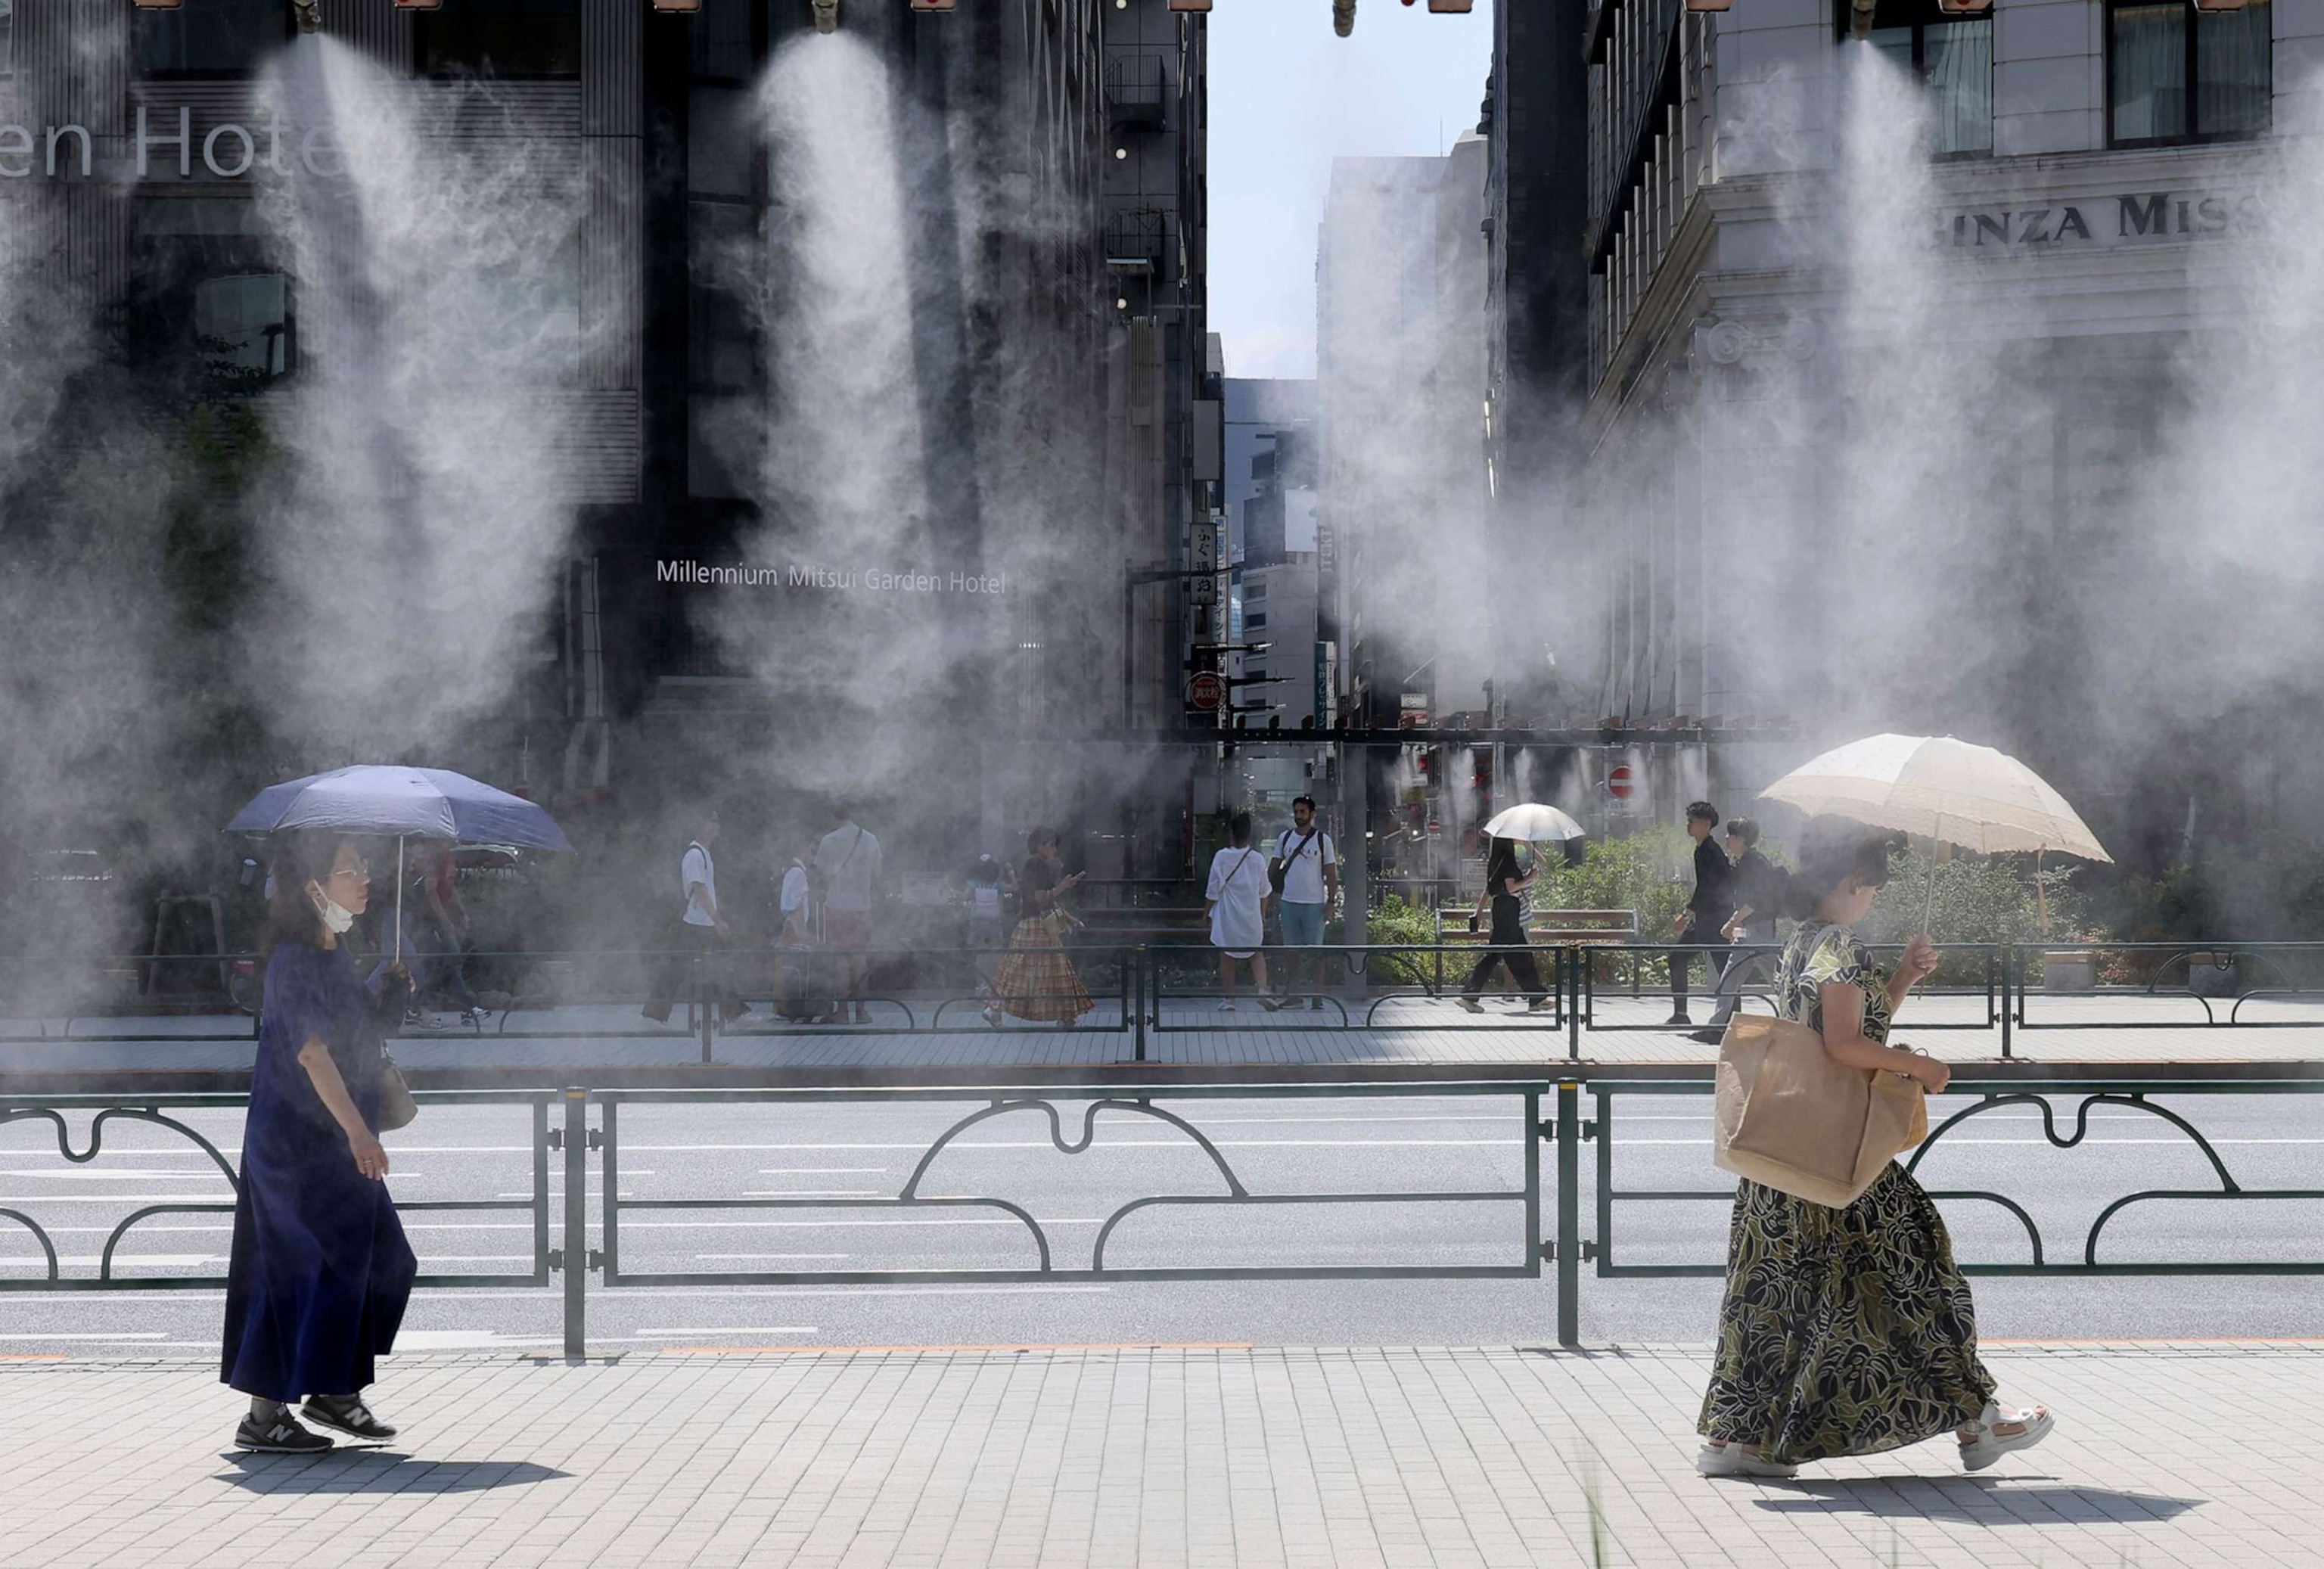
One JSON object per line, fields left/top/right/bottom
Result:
{"left": 327, "top": 862, "right": 371, "bottom": 882}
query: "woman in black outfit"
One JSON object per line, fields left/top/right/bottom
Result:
{"left": 1458, "top": 836, "right": 1552, "bottom": 1013}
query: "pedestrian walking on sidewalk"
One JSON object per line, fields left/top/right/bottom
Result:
{"left": 222, "top": 834, "right": 417, "bottom": 1454}
{"left": 1205, "top": 812, "right": 1271, "bottom": 1010}
{"left": 1697, "top": 826, "right": 2055, "bottom": 1480}
{"left": 814, "top": 806, "right": 882, "bottom": 1024}
{"left": 986, "top": 828, "right": 1092, "bottom": 1025}
{"left": 642, "top": 809, "right": 747, "bottom": 1026}
{"left": 1261, "top": 795, "right": 1338, "bottom": 1012}
{"left": 1457, "top": 836, "right": 1552, "bottom": 1014}
{"left": 1693, "top": 816, "right": 1789, "bottom": 1042}
{"left": 1667, "top": 800, "right": 1735, "bottom": 1027}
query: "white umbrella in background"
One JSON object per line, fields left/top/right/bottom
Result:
{"left": 1758, "top": 734, "right": 2111, "bottom": 931}
{"left": 1481, "top": 803, "right": 1588, "bottom": 844}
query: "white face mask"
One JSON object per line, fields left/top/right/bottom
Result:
{"left": 309, "top": 881, "right": 357, "bottom": 935}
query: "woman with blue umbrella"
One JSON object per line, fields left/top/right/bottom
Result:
{"left": 222, "top": 832, "right": 417, "bottom": 1452}
{"left": 221, "top": 766, "right": 569, "bottom": 1451}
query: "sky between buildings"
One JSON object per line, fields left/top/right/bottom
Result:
{"left": 1207, "top": 0, "right": 1496, "bottom": 381}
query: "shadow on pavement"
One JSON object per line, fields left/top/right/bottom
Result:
{"left": 214, "top": 1452, "right": 571, "bottom": 1493}
{"left": 1754, "top": 1477, "right": 2201, "bottom": 1524}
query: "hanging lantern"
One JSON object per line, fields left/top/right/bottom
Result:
{"left": 2190, "top": 0, "right": 2248, "bottom": 11}
{"left": 1427, "top": 0, "right": 1474, "bottom": 11}
{"left": 652, "top": 0, "right": 701, "bottom": 11}
{"left": 909, "top": 0, "right": 956, "bottom": 11}
{"left": 1933, "top": 0, "right": 1993, "bottom": 13}
{"left": 1686, "top": 0, "right": 1733, "bottom": 11}
{"left": 1168, "top": 0, "right": 1212, "bottom": 11}
{"left": 393, "top": 0, "right": 443, "bottom": 11}
{"left": 130, "top": 0, "right": 182, "bottom": 11}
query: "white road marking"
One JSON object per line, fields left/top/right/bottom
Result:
{"left": 0, "top": 1332, "right": 168, "bottom": 1341}
{"left": 637, "top": 1327, "right": 817, "bottom": 1337}
{"left": 693, "top": 1254, "right": 850, "bottom": 1261}
{"left": 739, "top": 1190, "right": 886, "bottom": 1198}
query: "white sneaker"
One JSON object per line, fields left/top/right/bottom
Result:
{"left": 1959, "top": 1402, "right": 2054, "bottom": 1471}
{"left": 1216, "top": 1000, "right": 1237, "bottom": 1012}
{"left": 1695, "top": 1441, "right": 1798, "bottom": 1480}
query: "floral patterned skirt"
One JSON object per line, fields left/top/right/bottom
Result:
{"left": 989, "top": 914, "right": 1094, "bottom": 1023}
{"left": 1698, "top": 1163, "right": 1996, "bottom": 1464}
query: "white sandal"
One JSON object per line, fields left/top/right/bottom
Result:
{"left": 1696, "top": 1440, "right": 1799, "bottom": 1479}
{"left": 1959, "top": 1401, "right": 2055, "bottom": 1471}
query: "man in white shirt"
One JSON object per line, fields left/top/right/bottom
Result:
{"left": 643, "top": 809, "right": 746, "bottom": 1024}
{"left": 1262, "top": 794, "right": 1339, "bottom": 1012}
{"left": 813, "top": 806, "right": 883, "bottom": 1023}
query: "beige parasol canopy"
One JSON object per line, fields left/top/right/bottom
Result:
{"left": 1757, "top": 733, "right": 2111, "bottom": 863}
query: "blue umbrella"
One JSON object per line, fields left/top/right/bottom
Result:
{"left": 227, "top": 766, "right": 572, "bottom": 852}
{"left": 228, "top": 766, "right": 571, "bottom": 965}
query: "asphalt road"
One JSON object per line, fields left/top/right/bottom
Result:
{"left": 2, "top": 1094, "right": 2319, "bottom": 1357}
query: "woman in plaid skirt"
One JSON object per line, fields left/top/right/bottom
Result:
{"left": 985, "top": 828, "right": 1095, "bottom": 1025}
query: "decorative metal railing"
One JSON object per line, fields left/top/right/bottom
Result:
{"left": 2, "top": 1066, "right": 2316, "bottom": 1358}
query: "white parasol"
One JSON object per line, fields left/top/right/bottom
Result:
{"left": 1481, "top": 803, "right": 1588, "bottom": 844}
{"left": 1759, "top": 734, "right": 2111, "bottom": 930}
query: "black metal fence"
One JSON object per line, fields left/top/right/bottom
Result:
{"left": 9, "top": 940, "right": 2324, "bottom": 1061}
{"left": 2, "top": 1065, "right": 2319, "bottom": 1355}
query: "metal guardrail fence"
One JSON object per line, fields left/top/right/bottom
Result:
{"left": 2, "top": 1067, "right": 2318, "bottom": 1355}
{"left": 11, "top": 940, "right": 2324, "bottom": 1061}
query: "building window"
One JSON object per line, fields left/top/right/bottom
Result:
{"left": 2110, "top": 0, "right": 2270, "bottom": 144}
{"left": 1243, "top": 579, "right": 1267, "bottom": 601}
{"left": 1246, "top": 612, "right": 1268, "bottom": 631}
{"left": 422, "top": 0, "right": 582, "bottom": 79}
{"left": 136, "top": 0, "right": 286, "bottom": 76}
{"left": 194, "top": 273, "right": 289, "bottom": 381}
{"left": 1857, "top": 2, "right": 1993, "bottom": 156}
{"left": 1, "top": 0, "right": 15, "bottom": 79}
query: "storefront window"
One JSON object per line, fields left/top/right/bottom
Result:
{"left": 135, "top": 0, "right": 286, "bottom": 76}
{"left": 421, "top": 0, "right": 582, "bottom": 79}
{"left": 2111, "top": 0, "right": 2270, "bottom": 144}
{"left": 1862, "top": 8, "right": 1993, "bottom": 157}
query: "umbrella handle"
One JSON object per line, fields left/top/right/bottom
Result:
{"left": 395, "top": 837, "right": 404, "bottom": 967}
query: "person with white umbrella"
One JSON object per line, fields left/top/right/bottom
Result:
{"left": 1457, "top": 836, "right": 1555, "bottom": 1014}
{"left": 1696, "top": 732, "right": 2092, "bottom": 1480}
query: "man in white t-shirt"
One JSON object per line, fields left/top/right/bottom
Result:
{"left": 644, "top": 809, "right": 746, "bottom": 1024}
{"left": 1261, "top": 794, "right": 1339, "bottom": 1012}
{"left": 813, "top": 806, "right": 883, "bottom": 1023}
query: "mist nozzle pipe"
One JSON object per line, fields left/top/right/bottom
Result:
{"left": 293, "top": 0, "right": 320, "bottom": 32}
{"left": 1847, "top": 0, "right": 1877, "bottom": 39}
{"left": 1335, "top": 0, "right": 1356, "bottom": 36}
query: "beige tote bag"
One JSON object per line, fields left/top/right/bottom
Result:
{"left": 1712, "top": 1011, "right": 1928, "bottom": 1209}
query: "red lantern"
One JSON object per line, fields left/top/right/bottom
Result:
{"left": 131, "top": 0, "right": 183, "bottom": 10}
{"left": 1686, "top": 0, "right": 1733, "bottom": 11}
{"left": 651, "top": 0, "right": 701, "bottom": 11}
{"left": 910, "top": 0, "right": 956, "bottom": 11}
{"left": 1428, "top": 0, "right": 1474, "bottom": 11}
{"left": 1168, "top": 0, "right": 1212, "bottom": 11}
{"left": 393, "top": 0, "right": 443, "bottom": 11}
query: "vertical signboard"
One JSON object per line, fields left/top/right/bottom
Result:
{"left": 1316, "top": 640, "right": 1339, "bottom": 731}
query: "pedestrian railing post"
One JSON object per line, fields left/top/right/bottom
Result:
{"left": 561, "top": 1087, "right": 589, "bottom": 1359}
{"left": 1567, "top": 948, "right": 1583, "bottom": 1059}
{"left": 1555, "top": 1080, "right": 1581, "bottom": 1347}
{"left": 1133, "top": 946, "right": 1148, "bottom": 1062}
{"left": 696, "top": 955, "right": 714, "bottom": 1065}
{"left": 2001, "top": 946, "right": 2015, "bottom": 1059}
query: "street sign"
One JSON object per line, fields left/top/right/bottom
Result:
{"left": 1191, "top": 573, "right": 1216, "bottom": 605}
{"left": 1191, "top": 520, "right": 1218, "bottom": 574}
{"left": 1608, "top": 764, "right": 1636, "bottom": 800}
{"left": 1189, "top": 672, "right": 1226, "bottom": 711}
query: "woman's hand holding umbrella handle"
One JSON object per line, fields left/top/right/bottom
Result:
{"left": 1901, "top": 935, "right": 1940, "bottom": 982}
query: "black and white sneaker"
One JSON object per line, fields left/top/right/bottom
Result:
{"left": 302, "top": 1394, "right": 398, "bottom": 1442}
{"left": 235, "top": 1409, "right": 334, "bottom": 1454}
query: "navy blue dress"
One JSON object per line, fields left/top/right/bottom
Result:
{"left": 221, "top": 942, "right": 417, "bottom": 1401}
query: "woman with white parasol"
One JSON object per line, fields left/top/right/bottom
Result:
{"left": 1455, "top": 803, "right": 1583, "bottom": 1016}
{"left": 1698, "top": 735, "right": 2102, "bottom": 1480}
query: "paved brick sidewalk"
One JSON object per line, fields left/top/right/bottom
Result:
{"left": 0, "top": 1342, "right": 2315, "bottom": 1568}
